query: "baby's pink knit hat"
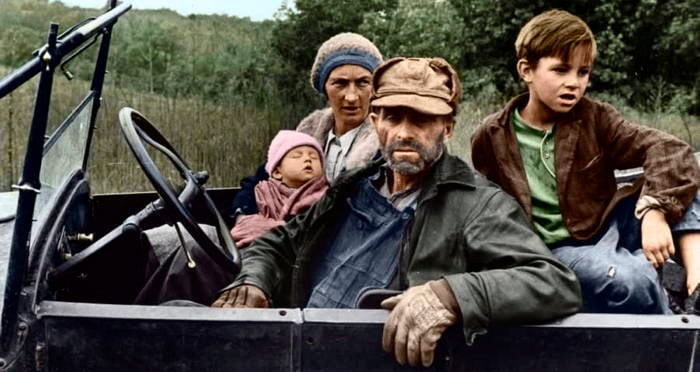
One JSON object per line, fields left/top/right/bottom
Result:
{"left": 265, "top": 130, "right": 324, "bottom": 175}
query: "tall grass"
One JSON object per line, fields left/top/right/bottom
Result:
{"left": 1, "top": 65, "right": 698, "bottom": 194}
{"left": 0, "top": 67, "right": 306, "bottom": 193}
{"left": 88, "top": 89, "right": 295, "bottom": 193}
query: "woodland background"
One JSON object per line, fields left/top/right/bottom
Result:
{"left": 0, "top": 0, "right": 698, "bottom": 193}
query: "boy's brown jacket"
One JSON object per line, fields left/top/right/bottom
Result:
{"left": 472, "top": 94, "right": 700, "bottom": 242}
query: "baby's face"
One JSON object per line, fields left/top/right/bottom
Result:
{"left": 274, "top": 145, "right": 323, "bottom": 188}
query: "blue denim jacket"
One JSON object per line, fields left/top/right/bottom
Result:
{"left": 306, "top": 178, "right": 413, "bottom": 308}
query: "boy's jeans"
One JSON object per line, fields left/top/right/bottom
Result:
{"left": 551, "top": 193, "right": 700, "bottom": 314}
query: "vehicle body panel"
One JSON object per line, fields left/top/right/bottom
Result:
{"left": 2, "top": 2, "right": 700, "bottom": 371}
{"left": 33, "top": 304, "right": 700, "bottom": 371}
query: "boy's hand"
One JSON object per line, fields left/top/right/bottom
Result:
{"left": 641, "top": 209, "right": 675, "bottom": 268}
{"left": 211, "top": 285, "right": 270, "bottom": 308}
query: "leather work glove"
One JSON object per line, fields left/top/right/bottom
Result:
{"left": 211, "top": 284, "right": 270, "bottom": 308}
{"left": 381, "top": 281, "right": 458, "bottom": 367}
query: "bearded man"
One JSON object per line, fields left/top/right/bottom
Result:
{"left": 213, "top": 57, "right": 582, "bottom": 367}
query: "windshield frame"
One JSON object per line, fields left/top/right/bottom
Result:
{"left": 0, "top": 2, "right": 132, "bottom": 352}
{"left": 33, "top": 91, "right": 96, "bottom": 220}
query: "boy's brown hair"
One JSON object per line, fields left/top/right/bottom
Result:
{"left": 515, "top": 9, "right": 597, "bottom": 67}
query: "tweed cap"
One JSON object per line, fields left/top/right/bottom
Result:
{"left": 310, "top": 32, "right": 383, "bottom": 94}
{"left": 371, "top": 57, "right": 461, "bottom": 115}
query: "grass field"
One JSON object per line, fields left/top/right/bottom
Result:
{"left": 1, "top": 64, "right": 698, "bottom": 194}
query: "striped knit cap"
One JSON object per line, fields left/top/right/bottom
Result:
{"left": 310, "top": 32, "right": 383, "bottom": 95}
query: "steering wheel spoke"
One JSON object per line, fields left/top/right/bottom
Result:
{"left": 117, "top": 107, "right": 241, "bottom": 272}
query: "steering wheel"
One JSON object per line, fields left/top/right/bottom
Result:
{"left": 49, "top": 108, "right": 240, "bottom": 289}
{"left": 116, "top": 107, "right": 240, "bottom": 272}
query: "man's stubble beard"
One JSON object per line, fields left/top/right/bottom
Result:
{"left": 381, "top": 133, "right": 445, "bottom": 175}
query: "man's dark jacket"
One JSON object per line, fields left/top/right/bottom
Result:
{"left": 231, "top": 152, "right": 582, "bottom": 341}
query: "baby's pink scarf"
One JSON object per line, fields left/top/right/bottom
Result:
{"left": 231, "top": 177, "right": 328, "bottom": 248}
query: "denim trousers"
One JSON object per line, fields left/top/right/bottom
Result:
{"left": 551, "top": 193, "right": 700, "bottom": 314}
{"left": 306, "top": 178, "right": 414, "bottom": 308}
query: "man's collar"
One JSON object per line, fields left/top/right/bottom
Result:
{"left": 367, "top": 166, "right": 420, "bottom": 211}
{"left": 370, "top": 164, "right": 422, "bottom": 195}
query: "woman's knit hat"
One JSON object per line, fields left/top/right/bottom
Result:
{"left": 265, "top": 130, "right": 325, "bottom": 175}
{"left": 310, "top": 32, "right": 383, "bottom": 95}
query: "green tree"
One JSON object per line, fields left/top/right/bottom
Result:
{"left": 359, "top": 0, "right": 465, "bottom": 64}
{"left": 270, "top": 0, "right": 398, "bottom": 126}
{"left": 447, "top": 0, "right": 699, "bottom": 113}
{"left": 110, "top": 18, "right": 180, "bottom": 95}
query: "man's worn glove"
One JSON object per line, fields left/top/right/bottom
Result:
{"left": 381, "top": 281, "right": 458, "bottom": 367}
{"left": 211, "top": 284, "right": 270, "bottom": 308}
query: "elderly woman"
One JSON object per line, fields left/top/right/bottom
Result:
{"left": 231, "top": 33, "right": 383, "bottom": 220}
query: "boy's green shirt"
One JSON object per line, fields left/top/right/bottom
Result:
{"left": 512, "top": 110, "right": 570, "bottom": 244}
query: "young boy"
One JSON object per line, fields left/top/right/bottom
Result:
{"left": 471, "top": 9, "right": 700, "bottom": 314}
{"left": 231, "top": 130, "right": 328, "bottom": 248}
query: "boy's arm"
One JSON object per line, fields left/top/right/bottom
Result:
{"left": 680, "top": 233, "right": 700, "bottom": 295}
{"left": 596, "top": 102, "right": 700, "bottom": 224}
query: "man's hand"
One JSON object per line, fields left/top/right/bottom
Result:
{"left": 381, "top": 282, "right": 457, "bottom": 367}
{"left": 641, "top": 209, "right": 675, "bottom": 268}
{"left": 211, "top": 285, "right": 270, "bottom": 308}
